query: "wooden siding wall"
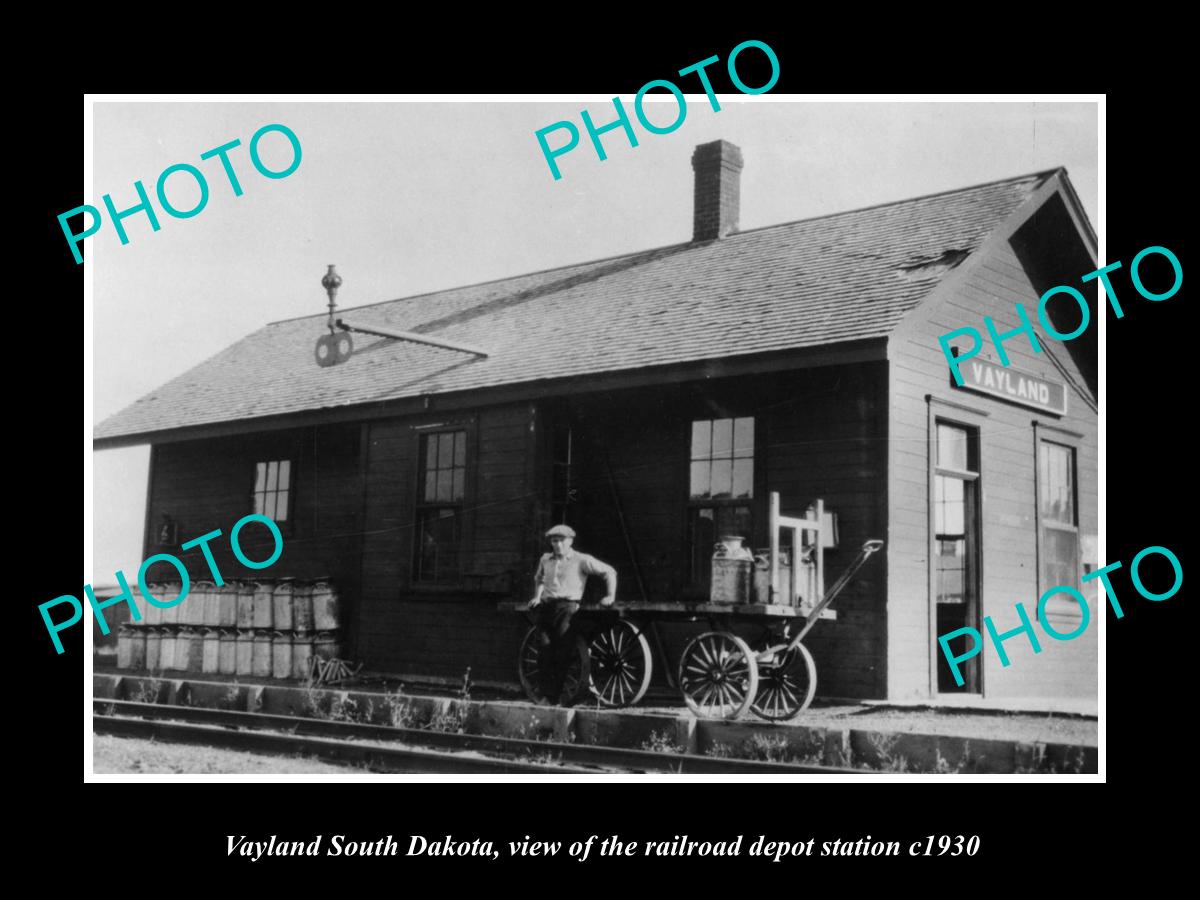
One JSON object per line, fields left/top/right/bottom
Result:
{"left": 761, "top": 366, "right": 889, "bottom": 699}
{"left": 888, "top": 239, "right": 1099, "bottom": 701}
{"left": 144, "top": 425, "right": 364, "bottom": 610}
{"left": 145, "top": 369, "right": 890, "bottom": 700}
{"left": 544, "top": 365, "right": 889, "bottom": 700}
{"left": 355, "top": 403, "right": 536, "bottom": 681}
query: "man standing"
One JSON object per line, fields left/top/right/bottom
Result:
{"left": 528, "top": 525, "right": 618, "bottom": 705}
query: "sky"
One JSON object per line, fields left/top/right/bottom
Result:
{"left": 90, "top": 98, "right": 1099, "bottom": 581}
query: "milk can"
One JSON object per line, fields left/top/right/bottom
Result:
{"left": 252, "top": 630, "right": 273, "bottom": 677}
{"left": 235, "top": 630, "right": 254, "bottom": 676}
{"left": 172, "top": 579, "right": 193, "bottom": 625}
{"left": 217, "top": 582, "right": 238, "bottom": 628}
{"left": 116, "top": 624, "right": 134, "bottom": 669}
{"left": 128, "top": 627, "right": 147, "bottom": 670}
{"left": 159, "top": 628, "right": 178, "bottom": 672}
{"left": 142, "top": 583, "right": 163, "bottom": 627}
{"left": 145, "top": 627, "right": 162, "bottom": 671}
{"left": 187, "top": 581, "right": 211, "bottom": 626}
{"left": 161, "top": 582, "right": 182, "bottom": 627}
{"left": 292, "top": 581, "right": 314, "bottom": 633}
{"left": 163, "top": 628, "right": 180, "bottom": 671}
{"left": 201, "top": 581, "right": 222, "bottom": 627}
{"left": 252, "top": 582, "right": 274, "bottom": 630}
{"left": 218, "top": 629, "right": 238, "bottom": 675}
{"left": 753, "top": 549, "right": 793, "bottom": 606}
{"left": 182, "top": 627, "right": 205, "bottom": 672}
{"left": 711, "top": 535, "right": 753, "bottom": 605}
{"left": 174, "top": 627, "right": 193, "bottom": 672}
{"left": 166, "top": 628, "right": 188, "bottom": 672}
{"left": 291, "top": 633, "right": 313, "bottom": 680}
{"left": 201, "top": 628, "right": 221, "bottom": 674}
{"left": 311, "top": 580, "right": 340, "bottom": 631}
{"left": 236, "top": 581, "right": 256, "bottom": 630}
{"left": 271, "top": 631, "right": 293, "bottom": 679}
{"left": 272, "top": 579, "right": 294, "bottom": 632}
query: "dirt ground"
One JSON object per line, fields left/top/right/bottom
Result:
{"left": 93, "top": 734, "right": 368, "bottom": 775}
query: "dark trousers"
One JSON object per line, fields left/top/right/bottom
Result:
{"left": 534, "top": 599, "right": 580, "bottom": 703}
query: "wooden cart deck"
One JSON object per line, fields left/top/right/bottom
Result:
{"left": 496, "top": 600, "right": 834, "bottom": 620}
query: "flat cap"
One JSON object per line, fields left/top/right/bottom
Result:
{"left": 545, "top": 524, "right": 576, "bottom": 538}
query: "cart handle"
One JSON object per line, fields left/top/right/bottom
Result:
{"left": 789, "top": 539, "right": 885, "bottom": 646}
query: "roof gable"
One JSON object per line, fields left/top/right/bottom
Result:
{"left": 889, "top": 170, "right": 1099, "bottom": 405}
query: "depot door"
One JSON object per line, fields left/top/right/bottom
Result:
{"left": 933, "top": 421, "right": 982, "bottom": 694}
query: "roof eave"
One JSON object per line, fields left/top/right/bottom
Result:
{"left": 93, "top": 338, "right": 890, "bottom": 449}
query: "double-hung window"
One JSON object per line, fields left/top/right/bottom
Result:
{"left": 934, "top": 421, "right": 981, "bottom": 693}
{"left": 1038, "top": 440, "right": 1079, "bottom": 592}
{"left": 414, "top": 430, "right": 467, "bottom": 585}
{"left": 688, "top": 417, "right": 755, "bottom": 585}
{"left": 253, "top": 459, "right": 293, "bottom": 530}
{"left": 550, "top": 423, "right": 574, "bottom": 526}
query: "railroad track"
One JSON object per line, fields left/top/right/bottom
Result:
{"left": 93, "top": 700, "right": 865, "bottom": 775}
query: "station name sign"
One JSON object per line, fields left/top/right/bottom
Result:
{"left": 953, "top": 358, "right": 1066, "bottom": 415}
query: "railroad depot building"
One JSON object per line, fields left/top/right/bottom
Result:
{"left": 94, "top": 141, "right": 1098, "bottom": 704}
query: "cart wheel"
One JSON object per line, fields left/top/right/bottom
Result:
{"left": 751, "top": 641, "right": 817, "bottom": 720}
{"left": 518, "top": 626, "right": 590, "bottom": 705}
{"left": 678, "top": 632, "right": 759, "bottom": 719}
{"left": 588, "top": 620, "right": 652, "bottom": 708}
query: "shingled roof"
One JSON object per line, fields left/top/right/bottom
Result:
{"left": 95, "top": 169, "right": 1059, "bottom": 444}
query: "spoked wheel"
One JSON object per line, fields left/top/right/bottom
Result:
{"left": 518, "top": 625, "right": 590, "bottom": 705}
{"left": 678, "top": 632, "right": 759, "bottom": 719}
{"left": 751, "top": 640, "right": 817, "bottom": 720}
{"left": 588, "top": 620, "right": 653, "bottom": 708}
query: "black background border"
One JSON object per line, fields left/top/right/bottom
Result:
{"left": 24, "top": 33, "right": 1188, "bottom": 880}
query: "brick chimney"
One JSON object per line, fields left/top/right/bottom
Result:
{"left": 691, "top": 140, "right": 744, "bottom": 242}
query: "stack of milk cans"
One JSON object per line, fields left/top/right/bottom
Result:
{"left": 116, "top": 578, "right": 342, "bottom": 680}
